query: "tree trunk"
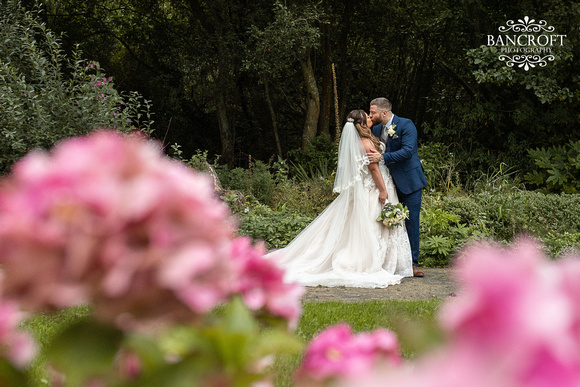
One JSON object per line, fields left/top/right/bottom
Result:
{"left": 216, "top": 93, "right": 235, "bottom": 167}
{"left": 318, "top": 25, "right": 332, "bottom": 135}
{"left": 300, "top": 54, "right": 320, "bottom": 149}
{"left": 264, "top": 80, "right": 283, "bottom": 156}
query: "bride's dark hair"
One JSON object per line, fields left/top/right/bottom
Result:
{"left": 346, "top": 109, "right": 381, "bottom": 152}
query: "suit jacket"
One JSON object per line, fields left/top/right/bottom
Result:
{"left": 372, "top": 115, "right": 427, "bottom": 195}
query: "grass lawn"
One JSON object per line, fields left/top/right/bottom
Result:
{"left": 22, "top": 300, "right": 442, "bottom": 386}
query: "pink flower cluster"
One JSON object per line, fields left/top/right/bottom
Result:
{"left": 91, "top": 77, "right": 109, "bottom": 87}
{"left": 315, "top": 239, "right": 580, "bottom": 387}
{"left": 231, "top": 238, "right": 304, "bottom": 328}
{"left": 0, "top": 131, "right": 303, "bottom": 329}
{"left": 295, "top": 324, "right": 401, "bottom": 385}
{"left": 426, "top": 239, "right": 580, "bottom": 387}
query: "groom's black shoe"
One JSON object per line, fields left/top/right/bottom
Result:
{"left": 413, "top": 266, "right": 424, "bottom": 277}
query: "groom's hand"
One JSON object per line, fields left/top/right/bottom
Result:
{"left": 367, "top": 149, "right": 382, "bottom": 164}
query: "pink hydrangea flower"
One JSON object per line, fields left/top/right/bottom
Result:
{"left": 437, "top": 238, "right": 580, "bottom": 386}
{"left": 351, "top": 238, "right": 580, "bottom": 387}
{"left": 231, "top": 238, "right": 304, "bottom": 329}
{"left": 0, "top": 131, "right": 237, "bottom": 328}
{"left": 295, "top": 324, "right": 401, "bottom": 384}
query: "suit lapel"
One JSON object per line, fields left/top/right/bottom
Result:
{"left": 372, "top": 124, "right": 381, "bottom": 139}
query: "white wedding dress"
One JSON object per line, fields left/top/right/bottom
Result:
{"left": 267, "top": 123, "right": 413, "bottom": 288}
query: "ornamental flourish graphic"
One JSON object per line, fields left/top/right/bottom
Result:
{"left": 487, "top": 16, "right": 566, "bottom": 71}
{"left": 498, "top": 16, "right": 555, "bottom": 33}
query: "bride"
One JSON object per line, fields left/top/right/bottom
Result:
{"left": 268, "top": 109, "right": 413, "bottom": 288}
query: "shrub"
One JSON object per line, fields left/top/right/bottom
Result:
{"left": 272, "top": 178, "right": 336, "bottom": 217}
{"left": 422, "top": 192, "right": 580, "bottom": 266}
{"left": 541, "top": 231, "right": 580, "bottom": 258}
{"left": 171, "top": 147, "right": 219, "bottom": 173}
{"left": 419, "top": 206, "right": 474, "bottom": 267}
{"left": 418, "top": 142, "right": 462, "bottom": 195}
{"left": 525, "top": 140, "right": 580, "bottom": 193}
{"left": 237, "top": 203, "right": 314, "bottom": 249}
{"left": 217, "top": 160, "right": 276, "bottom": 206}
{"left": 0, "top": 0, "right": 154, "bottom": 173}
{"left": 287, "top": 133, "right": 338, "bottom": 181}
{"left": 467, "top": 162, "right": 525, "bottom": 194}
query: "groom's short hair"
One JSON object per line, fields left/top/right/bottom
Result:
{"left": 370, "top": 97, "right": 392, "bottom": 111}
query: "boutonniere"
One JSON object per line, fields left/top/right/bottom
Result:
{"left": 387, "top": 124, "right": 398, "bottom": 139}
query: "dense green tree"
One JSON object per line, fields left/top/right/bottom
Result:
{"left": 247, "top": 1, "right": 327, "bottom": 150}
{"left": 13, "top": 0, "right": 580, "bottom": 182}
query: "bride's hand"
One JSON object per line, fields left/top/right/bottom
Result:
{"left": 367, "top": 149, "right": 382, "bottom": 163}
{"left": 379, "top": 190, "right": 388, "bottom": 204}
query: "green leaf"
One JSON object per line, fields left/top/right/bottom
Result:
{"left": 45, "top": 320, "right": 124, "bottom": 386}
{"left": 546, "top": 168, "right": 568, "bottom": 186}
{"left": 251, "top": 329, "right": 303, "bottom": 359}
{"left": 0, "top": 358, "right": 29, "bottom": 387}
{"left": 125, "top": 334, "right": 167, "bottom": 374}
{"left": 221, "top": 296, "right": 259, "bottom": 334}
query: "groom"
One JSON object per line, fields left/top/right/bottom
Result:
{"left": 367, "top": 97, "right": 427, "bottom": 277}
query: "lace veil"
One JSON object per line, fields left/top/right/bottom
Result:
{"left": 333, "top": 120, "right": 369, "bottom": 193}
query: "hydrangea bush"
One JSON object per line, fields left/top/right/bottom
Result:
{"left": 0, "top": 131, "right": 303, "bottom": 385}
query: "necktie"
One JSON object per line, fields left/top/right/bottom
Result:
{"left": 382, "top": 125, "right": 388, "bottom": 143}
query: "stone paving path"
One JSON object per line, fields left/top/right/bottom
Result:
{"left": 301, "top": 268, "right": 457, "bottom": 302}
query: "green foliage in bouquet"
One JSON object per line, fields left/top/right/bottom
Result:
{"left": 377, "top": 202, "right": 409, "bottom": 228}
{"left": 0, "top": 0, "right": 154, "bottom": 174}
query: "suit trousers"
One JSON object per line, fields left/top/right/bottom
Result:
{"left": 396, "top": 187, "right": 422, "bottom": 267}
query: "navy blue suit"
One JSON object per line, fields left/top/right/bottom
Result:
{"left": 372, "top": 115, "right": 427, "bottom": 266}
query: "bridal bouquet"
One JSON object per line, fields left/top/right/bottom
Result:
{"left": 377, "top": 201, "right": 409, "bottom": 227}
